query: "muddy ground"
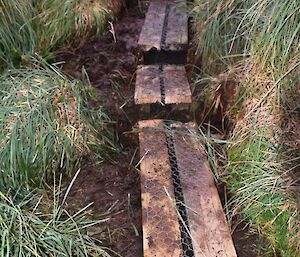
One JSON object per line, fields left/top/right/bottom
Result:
{"left": 55, "top": 5, "right": 260, "bottom": 257}
{"left": 56, "top": 7, "right": 144, "bottom": 257}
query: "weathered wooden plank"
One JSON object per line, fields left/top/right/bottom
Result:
{"left": 138, "top": 120, "right": 237, "bottom": 256}
{"left": 138, "top": 0, "right": 167, "bottom": 51}
{"left": 134, "top": 65, "right": 192, "bottom": 105}
{"left": 164, "top": 65, "right": 192, "bottom": 104}
{"left": 138, "top": 0, "right": 188, "bottom": 51}
{"left": 135, "top": 65, "right": 161, "bottom": 104}
{"left": 164, "top": 1, "right": 188, "bottom": 50}
{"left": 138, "top": 120, "right": 183, "bottom": 257}
{"left": 171, "top": 122, "right": 237, "bottom": 257}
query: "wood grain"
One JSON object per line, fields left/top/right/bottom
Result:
{"left": 171, "top": 122, "right": 237, "bottom": 257}
{"left": 164, "top": 65, "right": 192, "bottom": 104}
{"left": 165, "top": 1, "right": 188, "bottom": 50}
{"left": 138, "top": 0, "right": 188, "bottom": 51}
{"left": 138, "top": 120, "right": 237, "bottom": 256}
{"left": 134, "top": 65, "right": 192, "bottom": 105}
{"left": 138, "top": 120, "right": 183, "bottom": 257}
{"left": 138, "top": 0, "right": 167, "bottom": 51}
{"left": 135, "top": 65, "right": 161, "bottom": 104}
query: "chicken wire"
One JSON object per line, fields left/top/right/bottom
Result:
{"left": 141, "top": 121, "right": 197, "bottom": 257}
{"left": 165, "top": 121, "right": 195, "bottom": 257}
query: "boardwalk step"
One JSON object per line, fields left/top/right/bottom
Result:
{"left": 138, "top": 0, "right": 188, "bottom": 52}
{"left": 135, "top": 65, "right": 192, "bottom": 105}
{"left": 138, "top": 119, "right": 237, "bottom": 257}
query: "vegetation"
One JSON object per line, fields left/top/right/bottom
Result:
{"left": 191, "top": 0, "right": 300, "bottom": 256}
{"left": 0, "top": 0, "right": 112, "bottom": 70}
{"left": 0, "top": 1, "right": 118, "bottom": 256}
{"left": 0, "top": 63, "right": 116, "bottom": 256}
{"left": 0, "top": 63, "right": 115, "bottom": 192}
{"left": 3, "top": 0, "right": 299, "bottom": 255}
{"left": 191, "top": 0, "right": 299, "bottom": 75}
{"left": 0, "top": 188, "right": 111, "bottom": 256}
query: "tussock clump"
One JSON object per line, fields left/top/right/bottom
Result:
{"left": 0, "top": 1, "right": 120, "bottom": 255}
{"left": 0, "top": 185, "right": 111, "bottom": 257}
{"left": 0, "top": 64, "right": 117, "bottom": 256}
{"left": 191, "top": 0, "right": 300, "bottom": 76}
{"left": 0, "top": 65, "right": 115, "bottom": 192}
{"left": 0, "top": 0, "right": 114, "bottom": 70}
{"left": 205, "top": 66, "right": 300, "bottom": 256}
{"left": 35, "top": 0, "right": 112, "bottom": 43}
{"left": 226, "top": 88, "right": 300, "bottom": 256}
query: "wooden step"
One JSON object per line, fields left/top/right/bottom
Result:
{"left": 138, "top": 0, "right": 188, "bottom": 52}
{"left": 138, "top": 119, "right": 237, "bottom": 257}
{"left": 134, "top": 65, "right": 192, "bottom": 105}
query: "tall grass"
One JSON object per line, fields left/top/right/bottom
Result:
{"left": 191, "top": 0, "right": 300, "bottom": 76}
{"left": 225, "top": 83, "right": 299, "bottom": 256}
{"left": 191, "top": 0, "right": 300, "bottom": 255}
{"left": 0, "top": 183, "right": 111, "bottom": 256}
{"left": 0, "top": 1, "right": 119, "bottom": 255}
{"left": 0, "top": 1, "right": 36, "bottom": 69}
{"left": 0, "top": 0, "right": 112, "bottom": 70}
{"left": 0, "top": 62, "right": 117, "bottom": 256}
{"left": 0, "top": 63, "right": 116, "bottom": 193}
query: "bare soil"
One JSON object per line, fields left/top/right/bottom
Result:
{"left": 56, "top": 7, "right": 144, "bottom": 256}
{"left": 68, "top": 158, "right": 142, "bottom": 257}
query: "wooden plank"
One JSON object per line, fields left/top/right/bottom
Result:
{"left": 171, "top": 122, "right": 237, "bottom": 257}
{"left": 135, "top": 65, "right": 161, "bottom": 105}
{"left": 164, "top": 65, "right": 192, "bottom": 104}
{"left": 138, "top": 0, "right": 188, "bottom": 51}
{"left": 138, "top": 0, "right": 167, "bottom": 51}
{"left": 164, "top": 1, "right": 188, "bottom": 50}
{"left": 134, "top": 65, "right": 192, "bottom": 105}
{"left": 138, "top": 120, "right": 183, "bottom": 257}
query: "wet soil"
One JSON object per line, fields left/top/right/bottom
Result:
{"left": 55, "top": 4, "right": 261, "bottom": 257}
{"left": 232, "top": 225, "right": 262, "bottom": 257}
{"left": 67, "top": 157, "right": 142, "bottom": 257}
{"left": 56, "top": 8, "right": 144, "bottom": 257}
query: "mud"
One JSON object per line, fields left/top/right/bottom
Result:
{"left": 56, "top": 7, "right": 144, "bottom": 256}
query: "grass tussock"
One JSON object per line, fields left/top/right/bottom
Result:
{"left": 0, "top": 0, "right": 114, "bottom": 70}
{"left": 191, "top": 0, "right": 300, "bottom": 255}
{"left": 225, "top": 69, "right": 299, "bottom": 256}
{"left": 191, "top": 0, "right": 300, "bottom": 76}
{"left": 0, "top": 63, "right": 115, "bottom": 192}
{"left": 0, "top": 63, "right": 116, "bottom": 256}
{"left": 0, "top": 185, "right": 111, "bottom": 256}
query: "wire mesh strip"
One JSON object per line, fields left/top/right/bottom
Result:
{"left": 159, "top": 64, "right": 166, "bottom": 104}
{"left": 161, "top": 4, "right": 170, "bottom": 49}
{"left": 164, "top": 121, "right": 195, "bottom": 257}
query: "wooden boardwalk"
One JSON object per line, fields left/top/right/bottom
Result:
{"left": 138, "top": 120, "right": 237, "bottom": 257}
{"left": 138, "top": 0, "right": 188, "bottom": 51}
{"left": 134, "top": 1, "right": 237, "bottom": 256}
